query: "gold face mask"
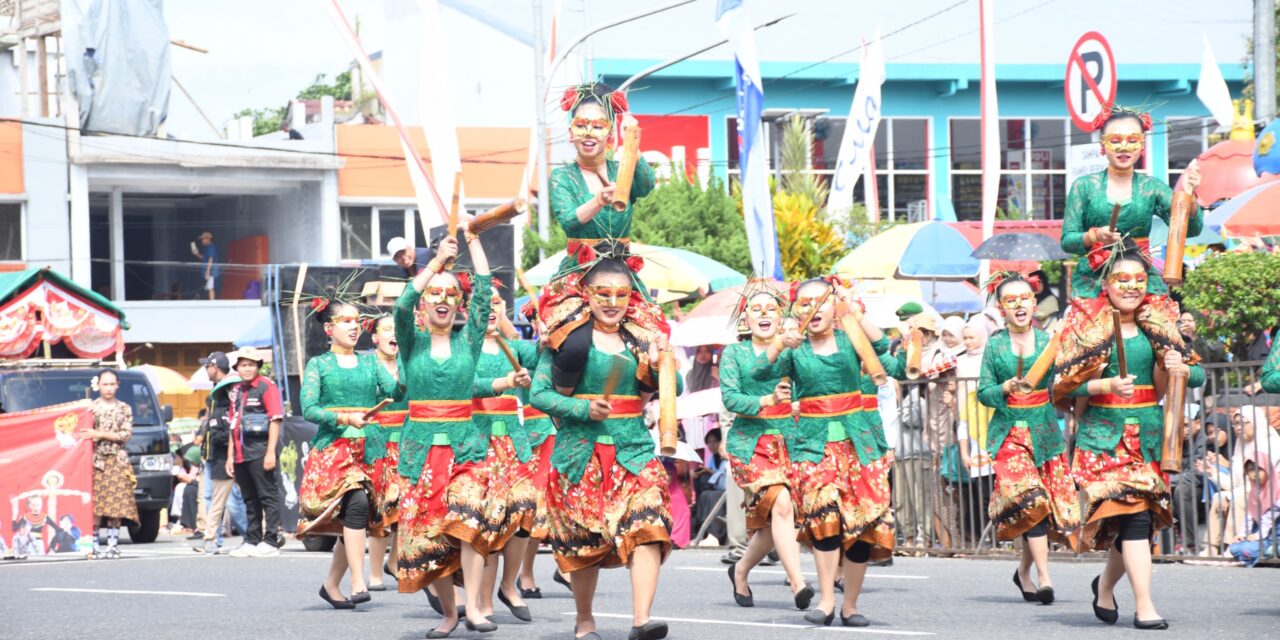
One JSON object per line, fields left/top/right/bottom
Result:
{"left": 586, "top": 284, "right": 632, "bottom": 307}
{"left": 570, "top": 117, "right": 612, "bottom": 142}
{"left": 998, "top": 292, "right": 1035, "bottom": 310}
{"left": 1101, "top": 133, "right": 1145, "bottom": 155}
{"left": 424, "top": 286, "right": 462, "bottom": 308}
{"left": 747, "top": 301, "right": 781, "bottom": 322}
{"left": 1106, "top": 271, "right": 1148, "bottom": 293}
{"left": 328, "top": 312, "right": 361, "bottom": 327}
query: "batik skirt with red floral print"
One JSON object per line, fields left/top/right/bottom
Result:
{"left": 296, "top": 438, "right": 380, "bottom": 538}
{"left": 988, "top": 426, "right": 1080, "bottom": 548}
{"left": 726, "top": 433, "right": 793, "bottom": 532}
{"left": 790, "top": 440, "right": 895, "bottom": 561}
{"left": 1071, "top": 422, "right": 1172, "bottom": 552}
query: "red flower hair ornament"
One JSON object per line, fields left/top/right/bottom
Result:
{"left": 310, "top": 297, "right": 330, "bottom": 313}
{"left": 455, "top": 271, "right": 473, "bottom": 297}
{"left": 1091, "top": 107, "right": 1153, "bottom": 133}
{"left": 560, "top": 87, "right": 580, "bottom": 112}
{"left": 625, "top": 255, "right": 644, "bottom": 273}
{"left": 575, "top": 244, "right": 598, "bottom": 266}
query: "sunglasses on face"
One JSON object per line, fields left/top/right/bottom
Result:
{"left": 999, "top": 292, "right": 1035, "bottom": 309}
{"left": 586, "top": 284, "right": 632, "bottom": 306}
{"left": 1107, "top": 272, "right": 1148, "bottom": 291}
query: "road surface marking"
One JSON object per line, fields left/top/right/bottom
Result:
{"left": 675, "top": 567, "right": 929, "bottom": 580}
{"left": 569, "top": 612, "right": 934, "bottom": 636}
{"left": 31, "top": 587, "right": 225, "bottom": 597}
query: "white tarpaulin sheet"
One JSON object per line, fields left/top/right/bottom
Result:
{"left": 63, "top": 0, "right": 171, "bottom": 135}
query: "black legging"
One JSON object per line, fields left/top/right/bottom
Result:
{"left": 812, "top": 537, "right": 873, "bottom": 564}
{"left": 339, "top": 489, "right": 370, "bottom": 531}
{"left": 552, "top": 322, "right": 594, "bottom": 389}
{"left": 1113, "top": 510, "right": 1153, "bottom": 551}
{"left": 1022, "top": 518, "right": 1049, "bottom": 540}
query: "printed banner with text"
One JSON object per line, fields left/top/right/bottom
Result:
{"left": 0, "top": 402, "right": 95, "bottom": 558}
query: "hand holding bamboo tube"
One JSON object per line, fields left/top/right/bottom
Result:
{"left": 1018, "top": 331, "right": 1060, "bottom": 393}
{"left": 1111, "top": 309, "right": 1128, "bottom": 378}
{"left": 469, "top": 198, "right": 528, "bottom": 235}
{"left": 1160, "top": 366, "right": 1190, "bottom": 473}
{"left": 658, "top": 349, "right": 678, "bottom": 456}
{"left": 1162, "top": 191, "right": 1195, "bottom": 287}
{"left": 1108, "top": 203, "right": 1121, "bottom": 233}
{"left": 610, "top": 126, "right": 642, "bottom": 211}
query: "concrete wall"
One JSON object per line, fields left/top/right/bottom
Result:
{"left": 21, "top": 119, "right": 72, "bottom": 274}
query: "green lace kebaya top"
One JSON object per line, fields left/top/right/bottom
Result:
{"left": 471, "top": 338, "right": 538, "bottom": 463}
{"left": 549, "top": 158, "right": 655, "bottom": 279}
{"left": 393, "top": 274, "right": 493, "bottom": 483}
{"left": 513, "top": 341, "right": 556, "bottom": 447}
{"left": 301, "top": 351, "right": 400, "bottom": 465}
{"left": 1061, "top": 171, "right": 1202, "bottom": 299}
{"left": 1261, "top": 339, "right": 1280, "bottom": 394}
{"left": 977, "top": 329, "right": 1063, "bottom": 465}
{"left": 719, "top": 340, "right": 794, "bottom": 462}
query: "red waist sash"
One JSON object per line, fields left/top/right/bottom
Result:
{"left": 522, "top": 406, "right": 549, "bottom": 420}
{"left": 1089, "top": 385, "right": 1157, "bottom": 409}
{"left": 566, "top": 237, "right": 631, "bottom": 255}
{"left": 408, "top": 400, "right": 472, "bottom": 421}
{"left": 376, "top": 409, "right": 408, "bottom": 427}
{"left": 798, "top": 392, "right": 861, "bottom": 418}
{"left": 472, "top": 396, "right": 519, "bottom": 415}
{"left": 739, "top": 401, "right": 793, "bottom": 420}
{"left": 861, "top": 395, "right": 879, "bottom": 411}
{"left": 573, "top": 394, "right": 643, "bottom": 419}
{"left": 1008, "top": 389, "right": 1050, "bottom": 408}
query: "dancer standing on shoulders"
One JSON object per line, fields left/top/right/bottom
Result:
{"left": 977, "top": 273, "right": 1080, "bottom": 606}
{"left": 754, "top": 278, "right": 893, "bottom": 628}
{"left": 719, "top": 283, "right": 812, "bottom": 611}
{"left": 1053, "top": 241, "right": 1204, "bottom": 631}
{"left": 369, "top": 314, "right": 407, "bottom": 590}
{"left": 297, "top": 300, "right": 399, "bottom": 609}
{"left": 395, "top": 225, "right": 497, "bottom": 637}
{"left": 531, "top": 255, "right": 680, "bottom": 640}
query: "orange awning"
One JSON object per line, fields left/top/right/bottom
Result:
{"left": 0, "top": 121, "right": 23, "bottom": 194}
{"left": 336, "top": 124, "right": 529, "bottom": 201}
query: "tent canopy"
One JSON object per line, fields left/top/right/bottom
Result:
{"left": 0, "top": 268, "right": 125, "bottom": 323}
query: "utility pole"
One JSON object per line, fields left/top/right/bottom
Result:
{"left": 533, "top": 0, "right": 551, "bottom": 247}
{"left": 1257, "top": 0, "right": 1276, "bottom": 122}
{"left": 582, "top": 0, "right": 594, "bottom": 81}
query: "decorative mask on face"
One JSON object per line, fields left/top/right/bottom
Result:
{"left": 424, "top": 285, "right": 462, "bottom": 308}
{"left": 570, "top": 117, "right": 612, "bottom": 142}
{"left": 586, "top": 284, "right": 632, "bottom": 307}
{"left": 1101, "top": 132, "right": 1144, "bottom": 155}
{"left": 1106, "top": 270, "right": 1148, "bottom": 293}
{"left": 998, "top": 292, "right": 1035, "bottom": 311}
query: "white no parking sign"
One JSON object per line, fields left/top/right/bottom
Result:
{"left": 1064, "top": 31, "right": 1117, "bottom": 132}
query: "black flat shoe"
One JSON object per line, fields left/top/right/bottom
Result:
{"left": 627, "top": 620, "right": 668, "bottom": 640}
{"left": 1133, "top": 615, "right": 1168, "bottom": 630}
{"left": 1092, "top": 576, "right": 1118, "bottom": 625}
{"left": 1036, "top": 586, "right": 1055, "bottom": 605}
{"left": 553, "top": 570, "right": 573, "bottom": 592}
{"left": 426, "top": 621, "right": 458, "bottom": 639}
{"left": 464, "top": 618, "right": 497, "bottom": 633}
{"left": 1013, "top": 570, "right": 1037, "bottom": 602}
{"left": 516, "top": 577, "right": 542, "bottom": 599}
{"left": 834, "top": 578, "right": 844, "bottom": 593}
{"left": 793, "top": 585, "right": 815, "bottom": 610}
{"left": 728, "top": 563, "right": 753, "bottom": 607}
{"left": 368, "top": 583, "right": 387, "bottom": 592}
{"left": 804, "top": 608, "right": 835, "bottom": 626}
{"left": 574, "top": 624, "right": 603, "bottom": 640}
{"left": 319, "top": 585, "right": 355, "bottom": 610}
{"left": 497, "top": 588, "right": 532, "bottom": 622}
{"left": 841, "top": 613, "right": 870, "bottom": 627}
{"left": 349, "top": 591, "right": 371, "bottom": 605}
{"left": 384, "top": 562, "right": 396, "bottom": 579}
{"left": 425, "top": 590, "right": 443, "bottom": 615}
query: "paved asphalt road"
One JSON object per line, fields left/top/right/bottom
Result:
{"left": 1, "top": 534, "right": 1275, "bottom": 639}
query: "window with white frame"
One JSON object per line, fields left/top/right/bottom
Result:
{"left": 1166, "top": 117, "right": 1227, "bottom": 189}
{"left": 339, "top": 206, "right": 429, "bottom": 260}
{"left": 727, "top": 115, "right": 931, "bottom": 220}
{"left": 950, "top": 118, "right": 1099, "bottom": 221}
{"left": 0, "top": 203, "right": 22, "bottom": 261}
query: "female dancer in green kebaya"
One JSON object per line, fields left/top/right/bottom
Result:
{"left": 755, "top": 278, "right": 892, "bottom": 628}
{"left": 369, "top": 314, "right": 407, "bottom": 591}
{"left": 1053, "top": 241, "right": 1204, "bottom": 631}
{"left": 720, "top": 284, "right": 812, "bottom": 611}
{"left": 531, "top": 257, "right": 680, "bottom": 640}
{"left": 977, "top": 273, "right": 1079, "bottom": 606}
{"left": 297, "top": 301, "right": 399, "bottom": 609}
{"left": 394, "top": 227, "right": 498, "bottom": 638}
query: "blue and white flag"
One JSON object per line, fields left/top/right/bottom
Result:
{"left": 716, "top": 0, "right": 782, "bottom": 279}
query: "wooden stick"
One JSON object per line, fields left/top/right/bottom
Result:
{"left": 602, "top": 357, "right": 625, "bottom": 401}
{"left": 1016, "top": 355, "right": 1025, "bottom": 380}
{"left": 290, "top": 264, "right": 309, "bottom": 379}
{"left": 362, "top": 398, "right": 393, "bottom": 421}
{"left": 1108, "top": 203, "right": 1121, "bottom": 233}
{"left": 795, "top": 288, "right": 833, "bottom": 335}
{"left": 1163, "top": 191, "right": 1194, "bottom": 287}
{"left": 1019, "top": 331, "right": 1060, "bottom": 393}
{"left": 469, "top": 198, "right": 528, "bottom": 235}
{"left": 610, "top": 126, "right": 643, "bottom": 211}
{"left": 443, "top": 172, "right": 463, "bottom": 270}
{"left": 1112, "top": 309, "right": 1128, "bottom": 379}
{"left": 494, "top": 336, "right": 522, "bottom": 372}
{"left": 838, "top": 309, "right": 887, "bottom": 385}
{"left": 658, "top": 350, "right": 678, "bottom": 456}
{"left": 905, "top": 329, "right": 924, "bottom": 380}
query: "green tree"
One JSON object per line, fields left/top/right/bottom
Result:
{"left": 521, "top": 222, "right": 566, "bottom": 271}
{"left": 1181, "top": 251, "right": 1280, "bottom": 358}
{"left": 631, "top": 171, "right": 752, "bottom": 275}
{"left": 297, "top": 71, "right": 353, "bottom": 101}
{"left": 233, "top": 106, "right": 285, "bottom": 137}
{"left": 771, "top": 114, "right": 845, "bottom": 279}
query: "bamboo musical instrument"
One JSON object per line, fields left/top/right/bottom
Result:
{"left": 602, "top": 357, "right": 625, "bottom": 400}
{"left": 1018, "top": 331, "right": 1060, "bottom": 393}
{"left": 610, "top": 125, "right": 643, "bottom": 211}
{"left": 1107, "top": 203, "right": 1121, "bottom": 233}
{"left": 905, "top": 329, "right": 924, "bottom": 380}
{"left": 469, "top": 198, "right": 529, "bottom": 235}
{"left": 1016, "top": 355, "right": 1025, "bottom": 380}
{"left": 1112, "top": 309, "right": 1128, "bottom": 378}
{"left": 1162, "top": 190, "right": 1195, "bottom": 287}
{"left": 443, "top": 172, "right": 463, "bottom": 270}
{"left": 362, "top": 398, "right": 393, "bottom": 421}
{"left": 1160, "top": 367, "right": 1190, "bottom": 473}
{"left": 795, "top": 288, "right": 833, "bottom": 334}
{"left": 494, "top": 336, "right": 522, "bottom": 373}
{"left": 838, "top": 304, "right": 887, "bottom": 385}
{"left": 658, "top": 349, "right": 678, "bottom": 456}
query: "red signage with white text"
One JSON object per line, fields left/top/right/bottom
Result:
{"left": 1, "top": 402, "right": 95, "bottom": 558}
{"left": 633, "top": 114, "right": 710, "bottom": 180}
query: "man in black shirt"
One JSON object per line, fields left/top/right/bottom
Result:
{"left": 193, "top": 352, "right": 237, "bottom": 554}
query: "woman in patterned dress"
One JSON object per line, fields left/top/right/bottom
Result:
{"left": 721, "top": 285, "right": 813, "bottom": 610}
{"left": 516, "top": 330, "right": 567, "bottom": 598}
{"left": 394, "top": 228, "right": 497, "bottom": 637}
{"left": 466, "top": 288, "right": 536, "bottom": 622}
{"left": 531, "top": 257, "right": 680, "bottom": 640}
{"left": 977, "top": 273, "right": 1080, "bottom": 605}
{"left": 83, "top": 369, "right": 139, "bottom": 559}
{"left": 296, "top": 302, "right": 399, "bottom": 609}
{"left": 754, "top": 279, "right": 892, "bottom": 628}
{"left": 368, "top": 314, "right": 407, "bottom": 591}
{"left": 1053, "top": 242, "right": 1204, "bottom": 630}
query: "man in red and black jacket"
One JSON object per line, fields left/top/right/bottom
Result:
{"left": 224, "top": 347, "right": 284, "bottom": 558}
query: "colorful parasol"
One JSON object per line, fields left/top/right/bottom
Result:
{"left": 134, "top": 364, "right": 194, "bottom": 395}
{"left": 523, "top": 242, "right": 747, "bottom": 303}
{"left": 1202, "top": 181, "right": 1280, "bottom": 238}
{"left": 832, "top": 221, "right": 979, "bottom": 280}
{"left": 969, "top": 232, "right": 1070, "bottom": 261}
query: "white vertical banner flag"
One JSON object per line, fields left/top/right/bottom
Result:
{"left": 519, "top": 0, "right": 566, "bottom": 202}
{"left": 417, "top": 0, "right": 463, "bottom": 228}
{"left": 828, "top": 27, "right": 885, "bottom": 218}
{"left": 1197, "top": 36, "right": 1235, "bottom": 131}
{"left": 978, "top": 0, "right": 999, "bottom": 281}
{"left": 717, "top": 0, "right": 781, "bottom": 279}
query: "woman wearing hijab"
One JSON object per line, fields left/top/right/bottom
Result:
{"left": 954, "top": 318, "right": 994, "bottom": 547}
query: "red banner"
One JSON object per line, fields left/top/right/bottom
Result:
{"left": 1, "top": 402, "right": 95, "bottom": 558}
